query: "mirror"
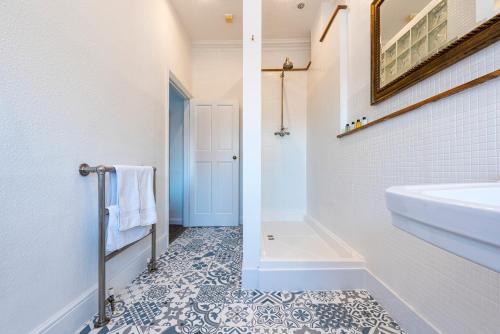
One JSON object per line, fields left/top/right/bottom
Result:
{"left": 371, "top": 0, "right": 500, "bottom": 104}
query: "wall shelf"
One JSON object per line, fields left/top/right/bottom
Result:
{"left": 337, "top": 69, "right": 500, "bottom": 138}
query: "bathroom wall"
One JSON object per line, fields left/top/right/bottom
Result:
{"left": 0, "top": 1, "right": 191, "bottom": 333}
{"left": 261, "top": 69, "right": 307, "bottom": 221}
{"left": 448, "top": 0, "right": 477, "bottom": 41}
{"left": 307, "top": 1, "right": 500, "bottom": 334}
{"left": 192, "top": 41, "right": 310, "bottom": 221}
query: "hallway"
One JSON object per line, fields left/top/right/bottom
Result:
{"left": 79, "top": 227, "right": 404, "bottom": 334}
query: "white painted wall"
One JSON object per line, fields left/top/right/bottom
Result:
{"left": 192, "top": 40, "right": 310, "bottom": 107}
{"left": 169, "top": 86, "right": 185, "bottom": 225}
{"left": 307, "top": 1, "right": 500, "bottom": 334}
{"left": 0, "top": 1, "right": 191, "bottom": 333}
{"left": 242, "top": 0, "right": 262, "bottom": 288}
{"left": 165, "top": 1, "right": 193, "bottom": 91}
{"left": 262, "top": 71, "right": 307, "bottom": 221}
{"left": 192, "top": 41, "right": 310, "bottom": 221}
{"left": 448, "top": 0, "right": 477, "bottom": 41}
{"left": 192, "top": 43, "right": 243, "bottom": 103}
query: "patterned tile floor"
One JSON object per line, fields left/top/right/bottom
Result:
{"left": 78, "top": 227, "right": 405, "bottom": 334}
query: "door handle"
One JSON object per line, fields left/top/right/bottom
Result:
{"left": 233, "top": 156, "right": 238, "bottom": 160}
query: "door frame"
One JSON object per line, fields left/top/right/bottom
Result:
{"left": 188, "top": 99, "right": 240, "bottom": 227}
{"left": 168, "top": 72, "right": 192, "bottom": 230}
{"left": 182, "top": 98, "right": 190, "bottom": 227}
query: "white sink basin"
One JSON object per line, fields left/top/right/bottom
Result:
{"left": 386, "top": 183, "right": 500, "bottom": 273}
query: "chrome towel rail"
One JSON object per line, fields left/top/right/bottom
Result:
{"left": 79, "top": 163, "right": 158, "bottom": 328}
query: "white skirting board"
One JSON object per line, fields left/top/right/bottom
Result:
{"left": 31, "top": 233, "right": 168, "bottom": 334}
{"left": 365, "top": 270, "right": 441, "bottom": 334}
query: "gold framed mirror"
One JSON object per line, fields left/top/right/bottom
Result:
{"left": 371, "top": 0, "right": 500, "bottom": 104}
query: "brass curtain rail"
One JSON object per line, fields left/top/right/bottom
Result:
{"left": 262, "top": 61, "right": 311, "bottom": 72}
{"left": 337, "top": 69, "right": 500, "bottom": 138}
{"left": 320, "top": 5, "right": 348, "bottom": 42}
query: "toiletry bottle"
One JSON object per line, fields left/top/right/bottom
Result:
{"left": 362, "top": 117, "right": 368, "bottom": 125}
{"left": 351, "top": 121, "right": 355, "bottom": 130}
{"left": 355, "top": 119, "right": 361, "bottom": 128}
{"left": 345, "top": 123, "right": 350, "bottom": 132}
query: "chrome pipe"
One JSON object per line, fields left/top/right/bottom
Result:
{"left": 281, "top": 71, "right": 284, "bottom": 130}
{"left": 105, "top": 230, "right": 153, "bottom": 261}
{"left": 96, "top": 167, "right": 110, "bottom": 327}
{"left": 79, "top": 163, "right": 158, "bottom": 327}
{"left": 274, "top": 70, "right": 290, "bottom": 137}
{"left": 79, "top": 163, "right": 115, "bottom": 176}
{"left": 148, "top": 168, "right": 158, "bottom": 272}
{"left": 79, "top": 163, "right": 157, "bottom": 176}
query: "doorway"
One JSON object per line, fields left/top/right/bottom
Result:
{"left": 169, "top": 82, "right": 189, "bottom": 242}
{"left": 168, "top": 84, "right": 240, "bottom": 235}
{"left": 189, "top": 100, "right": 240, "bottom": 227}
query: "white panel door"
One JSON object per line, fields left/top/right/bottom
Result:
{"left": 189, "top": 100, "right": 239, "bottom": 226}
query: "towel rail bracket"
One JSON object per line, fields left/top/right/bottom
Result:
{"left": 79, "top": 163, "right": 91, "bottom": 176}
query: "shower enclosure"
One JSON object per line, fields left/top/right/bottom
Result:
{"left": 259, "top": 57, "right": 365, "bottom": 291}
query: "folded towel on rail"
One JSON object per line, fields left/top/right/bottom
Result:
{"left": 136, "top": 166, "right": 157, "bottom": 227}
{"left": 105, "top": 205, "right": 150, "bottom": 252}
{"left": 109, "top": 165, "right": 157, "bottom": 231}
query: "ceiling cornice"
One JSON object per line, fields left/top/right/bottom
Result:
{"left": 263, "top": 38, "right": 310, "bottom": 50}
{"left": 192, "top": 40, "right": 243, "bottom": 49}
{"left": 192, "top": 38, "right": 310, "bottom": 51}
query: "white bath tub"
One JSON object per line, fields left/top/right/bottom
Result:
{"left": 258, "top": 217, "right": 365, "bottom": 291}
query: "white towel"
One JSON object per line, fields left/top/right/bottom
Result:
{"left": 105, "top": 205, "right": 149, "bottom": 252}
{"left": 111, "top": 165, "right": 157, "bottom": 231}
{"left": 105, "top": 165, "right": 157, "bottom": 252}
{"left": 136, "top": 167, "right": 158, "bottom": 227}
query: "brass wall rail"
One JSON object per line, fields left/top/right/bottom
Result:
{"left": 338, "top": 70, "right": 500, "bottom": 138}
{"left": 262, "top": 61, "right": 311, "bottom": 72}
{"left": 320, "top": 5, "right": 348, "bottom": 42}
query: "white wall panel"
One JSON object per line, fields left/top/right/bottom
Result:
{"left": 0, "top": 1, "right": 192, "bottom": 332}
{"left": 306, "top": 1, "right": 500, "bottom": 333}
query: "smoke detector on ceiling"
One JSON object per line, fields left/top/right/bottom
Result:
{"left": 297, "top": 2, "right": 305, "bottom": 9}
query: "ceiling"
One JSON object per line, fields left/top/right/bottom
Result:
{"left": 170, "top": 0, "right": 323, "bottom": 41}
{"left": 380, "top": 0, "right": 431, "bottom": 45}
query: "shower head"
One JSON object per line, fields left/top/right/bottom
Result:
{"left": 282, "top": 57, "right": 294, "bottom": 71}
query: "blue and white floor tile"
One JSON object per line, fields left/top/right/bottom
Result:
{"left": 77, "top": 227, "right": 405, "bottom": 334}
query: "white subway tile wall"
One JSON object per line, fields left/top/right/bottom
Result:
{"left": 307, "top": 2, "right": 500, "bottom": 332}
